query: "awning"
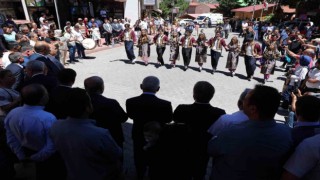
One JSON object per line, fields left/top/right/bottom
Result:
{"left": 232, "top": 4, "right": 276, "bottom": 12}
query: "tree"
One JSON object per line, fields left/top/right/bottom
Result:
{"left": 216, "top": 0, "right": 242, "bottom": 17}
{"left": 159, "top": 0, "right": 189, "bottom": 19}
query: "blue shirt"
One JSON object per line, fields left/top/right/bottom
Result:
{"left": 4, "top": 105, "right": 56, "bottom": 161}
{"left": 208, "top": 120, "right": 293, "bottom": 180}
{"left": 281, "top": 31, "right": 289, "bottom": 45}
{"left": 50, "top": 117, "right": 123, "bottom": 180}
{"left": 28, "top": 53, "right": 41, "bottom": 61}
{"left": 207, "top": 110, "right": 248, "bottom": 136}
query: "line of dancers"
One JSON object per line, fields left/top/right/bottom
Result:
{"left": 118, "top": 24, "right": 280, "bottom": 83}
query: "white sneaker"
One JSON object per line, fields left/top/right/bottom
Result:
{"left": 132, "top": 59, "right": 137, "bottom": 63}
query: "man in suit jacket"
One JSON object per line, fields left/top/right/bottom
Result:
{"left": 22, "top": 60, "right": 58, "bottom": 93}
{"left": 126, "top": 76, "right": 172, "bottom": 180}
{"left": 85, "top": 76, "right": 128, "bottom": 148}
{"left": 173, "top": 81, "right": 226, "bottom": 180}
{"left": 45, "top": 68, "right": 76, "bottom": 119}
{"left": 6, "top": 52, "right": 24, "bottom": 91}
{"left": 34, "top": 41, "right": 60, "bottom": 77}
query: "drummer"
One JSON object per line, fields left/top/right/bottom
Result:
{"left": 73, "top": 25, "right": 88, "bottom": 59}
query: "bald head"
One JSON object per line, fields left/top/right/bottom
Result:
{"left": 84, "top": 76, "right": 104, "bottom": 94}
{"left": 34, "top": 41, "right": 50, "bottom": 55}
{"left": 140, "top": 76, "right": 160, "bottom": 93}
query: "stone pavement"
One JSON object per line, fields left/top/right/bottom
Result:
{"left": 14, "top": 28, "right": 288, "bottom": 180}
{"left": 66, "top": 28, "right": 287, "bottom": 180}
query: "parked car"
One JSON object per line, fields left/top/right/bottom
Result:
{"left": 194, "top": 13, "right": 223, "bottom": 27}
{"left": 179, "top": 19, "right": 193, "bottom": 27}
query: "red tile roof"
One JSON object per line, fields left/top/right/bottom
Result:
{"left": 206, "top": 3, "right": 219, "bottom": 9}
{"left": 189, "top": 2, "right": 199, "bottom": 6}
{"left": 231, "top": 3, "right": 276, "bottom": 12}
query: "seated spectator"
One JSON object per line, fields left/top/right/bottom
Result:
{"left": 282, "top": 134, "right": 320, "bottom": 180}
{"left": 23, "top": 60, "right": 58, "bottom": 93}
{"left": 281, "top": 55, "right": 311, "bottom": 109}
{"left": 46, "top": 68, "right": 76, "bottom": 119}
{"left": 5, "top": 84, "right": 58, "bottom": 179}
{"left": 173, "top": 81, "right": 226, "bottom": 180}
{"left": 304, "top": 59, "right": 320, "bottom": 93}
{"left": 208, "top": 85, "right": 293, "bottom": 180}
{"left": 5, "top": 52, "right": 25, "bottom": 91}
{"left": 85, "top": 76, "right": 128, "bottom": 148}
{"left": 3, "top": 26, "right": 16, "bottom": 44}
{"left": 50, "top": 88, "right": 123, "bottom": 180}
{"left": 208, "top": 88, "right": 251, "bottom": 136}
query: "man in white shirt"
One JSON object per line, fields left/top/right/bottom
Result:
{"left": 305, "top": 59, "right": 320, "bottom": 93}
{"left": 73, "top": 25, "right": 87, "bottom": 59}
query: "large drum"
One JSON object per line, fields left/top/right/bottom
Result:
{"left": 82, "top": 38, "right": 96, "bottom": 50}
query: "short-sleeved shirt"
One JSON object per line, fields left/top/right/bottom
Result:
{"left": 284, "top": 134, "right": 320, "bottom": 180}
{"left": 3, "top": 32, "right": 16, "bottom": 42}
{"left": 306, "top": 68, "right": 320, "bottom": 89}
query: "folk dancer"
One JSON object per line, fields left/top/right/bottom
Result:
{"left": 261, "top": 43, "right": 280, "bottom": 84}
{"left": 207, "top": 31, "right": 228, "bottom": 74}
{"left": 118, "top": 23, "right": 137, "bottom": 63}
{"left": 226, "top": 36, "right": 241, "bottom": 77}
{"left": 180, "top": 29, "right": 196, "bottom": 71}
{"left": 169, "top": 30, "right": 180, "bottom": 67}
{"left": 137, "top": 29, "right": 152, "bottom": 65}
{"left": 242, "top": 37, "right": 262, "bottom": 81}
{"left": 195, "top": 31, "right": 208, "bottom": 72}
{"left": 153, "top": 28, "right": 168, "bottom": 66}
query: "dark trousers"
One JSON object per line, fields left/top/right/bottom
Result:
{"left": 133, "top": 140, "right": 147, "bottom": 180}
{"left": 244, "top": 55, "right": 256, "bottom": 77}
{"left": 182, "top": 47, "right": 192, "bottom": 66}
{"left": 67, "top": 45, "right": 76, "bottom": 62}
{"left": 125, "top": 41, "right": 135, "bottom": 60}
{"left": 224, "top": 30, "right": 229, "bottom": 39}
{"left": 210, "top": 50, "right": 221, "bottom": 70}
{"left": 156, "top": 46, "right": 166, "bottom": 65}
{"left": 76, "top": 43, "right": 86, "bottom": 58}
{"left": 104, "top": 32, "right": 112, "bottom": 45}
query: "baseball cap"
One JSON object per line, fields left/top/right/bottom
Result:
{"left": 299, "top": 55, "right": 311, "bottom": 66}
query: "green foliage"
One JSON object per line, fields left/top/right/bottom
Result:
{"left": 159, "top": 0, "right": 189, "bottom": 18}
{"left": 216, "top": 0, "right": 242, "bottom": 17}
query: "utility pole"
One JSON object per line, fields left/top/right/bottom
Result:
{"left": 252, "top": 0, "right": 257, "bottom": 20}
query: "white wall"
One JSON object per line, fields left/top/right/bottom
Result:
{"left": 124, "top": 0, "right": 140, "bottom": 25}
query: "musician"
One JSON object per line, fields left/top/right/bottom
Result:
{"left": 73, "top": 25, "right": 87, "bottom": 59}
{"left": 153, "top": 28, "right": 168, "bottom": 66}
{"left": 64, "top": 26, "right": 77, "bottom": 63}
{"left": 118, "top": 23, "right": 137, "bottom": 63}
{"left": 207, "top": 31, "right": 228, "bottom": 74}
{"left": 180, "top": 29, "right": 196, "bottom": 71}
